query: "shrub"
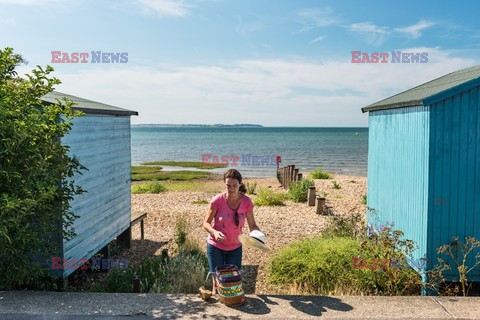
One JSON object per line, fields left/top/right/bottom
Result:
{"left": 92, "top": 267, "right": 135, "bottom": 293}
{"left": 322, "top": 211, "right": 365, "bottom": 239}
{"left": 270, "top": 213, "right": 423, "bottom": 295}
{"left": 174, "top": 213, "right": 188, "bottom": 248}
{"left": 0, "top": 48, "right": 85, "bottom": 290}
{"left": 131, "top": 182, "right": 167, "bottom": 194}
{"left": 268, "top": 236, "right": 421, "bottom": 295}
{"left": 427, "top": 236, "right": 480, "bottom": 296}
{"left": 245, "top": 181, "right": 257, "bottom": 195}
{"left": 253, "top": 189, "right": 287, "bottom": 206}
{"left": 93, "top": 240, "right": 209, "bottom": 293}
{"left": 288, "top": 179, "right": 314, "bottom": 203}
{"left": 310, "top": 167, "right": 332, "bottom": 179}
{"left": 332, "top": 181, "right": 341, "bottom": 189}
{"left": 268, "top": 237, "right": 363, "bottom": 294}
{"left": 92, "top": 257, "right": 169, "bottom": 293}
{"left": 164, "top": 251, "right": 210, "bottom": 293}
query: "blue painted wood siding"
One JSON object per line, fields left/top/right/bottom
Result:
{"left": 367, "top": 106, "right": 430, "bottom": 271}
{"left": 428, "top": 86, "right": 480, "bottom": 281}
{"left": 60, "top": 115, "right": 131, "bottom": 278}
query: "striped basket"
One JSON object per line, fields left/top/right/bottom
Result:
{"left": 215, "top": 264, "right": 245, "bottom": 307}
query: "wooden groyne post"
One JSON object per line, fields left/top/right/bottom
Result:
{"left": 308, "top": 186, "right": 316, "bottom": 206}
{"left": 316, "top": 196, "right": 326, "bottom": 214}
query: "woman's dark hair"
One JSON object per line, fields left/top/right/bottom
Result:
{"left": 224, "top": 169, "right": 247, "bottom": 194}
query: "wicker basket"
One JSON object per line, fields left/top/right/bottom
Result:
{"left": 215, "top": 264, "right": 245, "bottom": 307}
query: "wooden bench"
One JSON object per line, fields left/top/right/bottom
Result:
{"left": 117, "top": 211, "right": 147, "bottom": 249}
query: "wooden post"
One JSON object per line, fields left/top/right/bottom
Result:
{"left": 296, "top": 173, "right": 302, "bottom": 181}
{"left": 293, "top": 168, "right": 299, "bottom": 183}
{"left": 283, "top": 167, "right": 288, "bottom": 189}
{"left": 140, "top": 219, "right": 145, "bottom": 240}
{"left": 161, "top": 248, "right": 169, "bottom": 263}
{"left": 290, "top": 165, "right": 295, "bottom": 186}
{"left": 99, "top": 243, "right": 110, "bottom": 260}
{"left": 117, "top": 226, "right": 131, "bottom": 250}
{"left": 316, "top": 197, "right": 326, "bottom": 215}
{"left": 280, "top": 167, "right": 283, "bottom": 188}
{"left": 281, "top": 167, "right": 285, "bottom": 187}
{"left": 286, "top": 165, "right": 292, "bottom": 188}
{"left": 133, "top": 275, "right": 141, "bottom": 293}
{"left": 308, "top": 186, "right": 316, "bottom": 206}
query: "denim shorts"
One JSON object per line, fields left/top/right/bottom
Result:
{"left": 206, "top": 243, "right": 242, "bottom": 276}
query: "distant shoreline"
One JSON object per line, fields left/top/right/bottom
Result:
{"left": 132, "top": 124, "right": 369, "bottom": 129}
{"left": 132, "top": 123, "right": 263, "bottom": 128}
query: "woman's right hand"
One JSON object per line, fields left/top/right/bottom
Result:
{"left": 213, "top": 231, "right": 226, "bottom": 242}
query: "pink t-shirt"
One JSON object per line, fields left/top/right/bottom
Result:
{"left": 207, "top": 193, "right": 254, "bottom": 251}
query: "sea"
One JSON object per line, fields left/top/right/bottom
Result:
{"left": 131, "top": 127, "right": 368, "bottom": 178}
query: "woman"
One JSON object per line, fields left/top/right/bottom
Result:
{"left": 203, "top": 169, "right": 261, "bottom": 294}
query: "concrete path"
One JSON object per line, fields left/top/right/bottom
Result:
{"left": 1, "top": 291, "right": 479, "bottom": 319}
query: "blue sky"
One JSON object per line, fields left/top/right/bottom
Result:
{"left": 2, "top": 0, "right": 480, "bottom": 126}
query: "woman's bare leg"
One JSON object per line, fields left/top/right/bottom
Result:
{"left": 212, "top": 275, "right": 217, "bottom": 295}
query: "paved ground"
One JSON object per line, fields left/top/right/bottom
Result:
{"left": 1, "top": 291, "right": 479, "bottom": 319}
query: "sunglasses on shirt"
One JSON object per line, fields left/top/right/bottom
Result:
{"left": 234, "top": 212, "right": 239, "bottom": 227}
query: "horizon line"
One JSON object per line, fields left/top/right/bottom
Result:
{"left": 132, "top": 124, "right": 369, "bottom": 128}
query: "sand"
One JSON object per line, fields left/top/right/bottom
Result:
{"left": 128, "top": 174, "right": 367, "bottom": 294}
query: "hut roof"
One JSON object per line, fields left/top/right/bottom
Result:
{"left": 42, "top": 91, "right": 138, "bottom": 116}
{"left": 362, "top": 65, "right": 480, "bottom": 113}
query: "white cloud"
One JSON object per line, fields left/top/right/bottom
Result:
{"left": 136, "top": 0, "right": 192, "bottom": 17}
{"left": 395, "top": 20, "right": 436, "bottom": 39}
{"left": 348, "top": 22, "right": 390, "bottom": 46}
{"left": 297, "top": 7, "right": 339, "bottom": 30}
{"left": 235, "top": 16, "right": 265, "bottom": 38}
{"left": 0, "top": 16, "right": 16, "bottom": 26}
{"left": 40, "top": 48, "right": 476, "bottom": 126}
{"left": 309, "top": 35, "right": 327, "bottom": 44}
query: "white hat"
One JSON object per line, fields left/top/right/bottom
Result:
{"left": 238, "top": 230, "right": 271, "bottom": 252}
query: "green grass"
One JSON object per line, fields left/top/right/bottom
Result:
{"left": 361, "top": 194, "right": 367, "bottom": 205}
{"left": 245, "top": 181, "right": 257, "bottom": 195}
{"left": 192, "top": 199, "right": 209, "bottom": 205}
{"left": 91, "top": 249, "right": 210, "bottom": 294}
{"left": 160, "top": 181, "right": 220, "bottom": 193}
{"left": 332, "top": 181, "right": 341, "bottom": 189}
{"left": 131, "top": 165, "right": 163, "bottom": 174}
{"left": 131, "top": 182, "right": 167, "bottom": 194}
{"left": 141, "top": 161, "right": 227, "bottom": 170}
{"left": 132, "top": 170, "right": 210, "bottom": 181}
{"left": 267, "top": 236, "right": 421, "bottom": 295}
{"left": 254, "top": 189, "right": 288, "bottom": 206}
{"left": 310, "top": 167, "right": 332, "bottom": 179}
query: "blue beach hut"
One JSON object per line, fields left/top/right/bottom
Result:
{"left": 41, "top": 91, "right": 137, "bottom": 281}
{"left": 362, "top": 66, "right": 480, "bottom": 282}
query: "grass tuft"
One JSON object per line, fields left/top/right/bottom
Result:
{"left": 310, "top": 167, "right": 332, "bottom": 179}
{"left": 131, "top": 182, "right": 167, "bottom": 194}
{"left": 132, "top": 170, "right": 210, "bottom": 181}
{"left": 254, "top": 189, "right": 287, "bottom": 206}
{"left": 141, "top": 161, "right": 227, "bottom": 169}
{"left": 192, "top": 199, "right": 209, "bottom": 205}
{"left": 288, "top": 179, "right": 314, "bottom": 203}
